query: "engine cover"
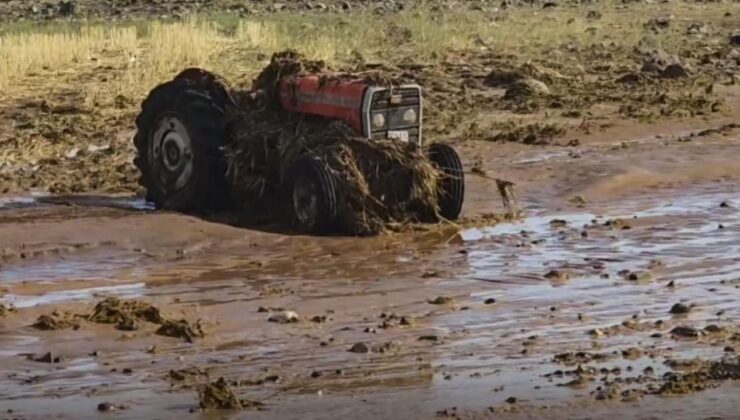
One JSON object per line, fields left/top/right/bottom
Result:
{"left": 279, "top": 75, "right": 423, "bottom": 146}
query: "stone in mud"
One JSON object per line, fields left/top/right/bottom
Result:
{"left": 428, "top": 296, "right": 453, "bottom": 305}
{"left": 544, "top": 269, "right": 570, "bottom": 281}
{"left": 97, "top": 402, "right": 116, "bottom": 412}
{"left": 569, "top": 195, "right": 587, "bottom": 206}
{"left": 549, "top": 219, "right": 568, "bottom": 228}
{"left": 622, "top": 347, "right": 642, "bottom": 360}
{"left": 268, "top": 311, "right": 299, "bottom": 324}
{"left": 628, "top": 271, "right": 652, "bottom": 282}
{"left": 31, "top": 311, "right": 80, "bottom": 330}
{"left": 660, "top": 64, "right": 689, "bottom": 79}
{"left": 484, "top": 298, "right": 497, "bottom": 305}
{"left": 560, "top": 376, "right": 590, "bottom": 388}
{"left": 616, "top": 73, "right": 642, "bottom": 84}
{"left": 670, "top": 326, "right": 701, "bottom": 338}
{"left": 155, "top": 319, "right": 204, "bottom": 343}
{"left": 372, "top": 341, "right": 400, "bottom": 354}
{"left": 29, "top": 351, "right": 63, "bottom": 363}
{"left": 588, "top": 328, "right": 605, "bottom": 337}
{"left": 349, "top": 342, "right": 370, "bottom": 353}
{"left": 669, "top": 303, "right": 691, "bottom": 314}
{"left": 595, "top": 384, "right": 621, "bottom": 400}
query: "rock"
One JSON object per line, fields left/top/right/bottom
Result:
{"left": 670, "top": 326, "right": 701, "bottom": 338}
{"left": 669, "top": 303, "right": 691, "bottom": 314}
{"left": 29, "top": 352, "right": 63, "bottom": 363}
{"left": 549, "top": 219, "right": 568, "bottom": 228}
{"left": 544, "top": 269, "right": 570, "bottom": 281}
{"left": 419, "top": 335, "right": 439, "bottom": 342}
{"left": 569, "top": 195, "right": 587, "bottom": 205}
{"left": 505, "top": 396, "right": 517, "bottom": 404}
{"left": 660, "top": 64, "right": 689, "bottom": 79}
{"left": 730, "top": 34, "right": 740, "bottom": 46}
{"left": 704, "top": 325, "right": 723, "bottom": 333}
{"left": 348, "top": 342, "right": 370, "bottom": 353}
{"left": 428, "top": 296, "right": 453, "bottom": 305}
{"left": 484, "top": 298, "right": 497, "bottom": 305}
{"left": 268, "top": 311, "right": 299, "bottom": 324}
{"left": 628, "top": 271, "right": 652, "bottom": 282}
{"left": 719, "top": 201, "right": 731, "bottom": 208}
{"left": 589, "top": 328, "right": 605, "bottom": 337}
{"left": 622, "top": 347, "right": 642, "bottom": 359}
{"left": 97, "top": 402, "right": 116, "bottom": 412}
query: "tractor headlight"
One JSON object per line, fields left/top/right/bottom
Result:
{"left": 373, "top": 113, "right": 386, "bottom": 128}
{"left": 402, "top": 109, "right": 417, "bottom": 124}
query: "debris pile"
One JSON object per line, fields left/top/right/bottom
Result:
{"left": 223, "top": 51, "right": 443, "bottom": 235}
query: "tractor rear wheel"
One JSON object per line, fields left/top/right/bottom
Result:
{"left": 286, "top": 154, "right": 338, "bottom": 233}
{"left": 427, "top": 143, "right": 465, "bottom": 221}
{"left": 133, "top": 79, "right": 229, "bottom": 212}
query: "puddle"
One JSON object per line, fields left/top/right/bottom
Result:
{"left": 1, "top": 283, "right": 146, "bottom": 308}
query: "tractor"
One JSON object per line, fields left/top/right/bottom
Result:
{"left": 133, "top": 62, "right": 465, "bottom": 234}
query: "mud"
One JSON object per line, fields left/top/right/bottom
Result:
{"left": 31, "top": 310, "right": 80, "bottom": 330}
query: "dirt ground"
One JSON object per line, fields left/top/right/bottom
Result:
{"left": 1, "top": 1, "right": 740, "bottom": 419}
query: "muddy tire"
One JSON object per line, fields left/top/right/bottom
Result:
{"left": 427, "top": 143, "right": 465, "bottom": 220}
{"left": 286, "top": 155, "right": 338, "bottom": 233}
{"left": 133, "top": 79, "right": 229, "bottom": 213}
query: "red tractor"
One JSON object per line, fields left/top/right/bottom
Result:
{"left": 133, "top": 65, "right": 465, "bottom": 234}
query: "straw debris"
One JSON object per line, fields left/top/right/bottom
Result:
{"left": 222, "top": 50, "right": 443, "bottom": 235}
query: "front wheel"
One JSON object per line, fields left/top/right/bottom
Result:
{"left": 427, "top": 143, "right": 465, "bottom": 221}
{"left": 133, "top": 79, "right": 229, "bottom": 213}
{"left": 285, "top": 155, "right": 338, "bottom": 234}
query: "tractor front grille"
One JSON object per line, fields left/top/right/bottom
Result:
{"left": 364, "top": 85, "right": 422, "bottom": 145}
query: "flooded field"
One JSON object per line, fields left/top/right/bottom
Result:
{"left": 1, "top": 129, "right": 738, "bottom": 419}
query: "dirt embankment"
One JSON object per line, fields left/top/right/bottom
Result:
{"left": 0, "top": 0, "right": 582, "bottom": 22}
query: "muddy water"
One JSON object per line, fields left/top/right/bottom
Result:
{"left": 1, "top": 141, "right": 740, "bottom": 418}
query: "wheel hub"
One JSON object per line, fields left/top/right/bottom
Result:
{"left": 151, "top": 115, "right": 193, "bottom": 191}
{"left": 293, "top": 176, "right": 319, "bottom": 226}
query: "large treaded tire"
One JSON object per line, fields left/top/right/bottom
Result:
{"left": 427, "top": 143, "right": 465, "bottom": 221}
{"left": 286, "top": 154, "right": 338, "bottom": 234}
{"left": 133, "top": 79, "right": 229, "bottom": 213}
